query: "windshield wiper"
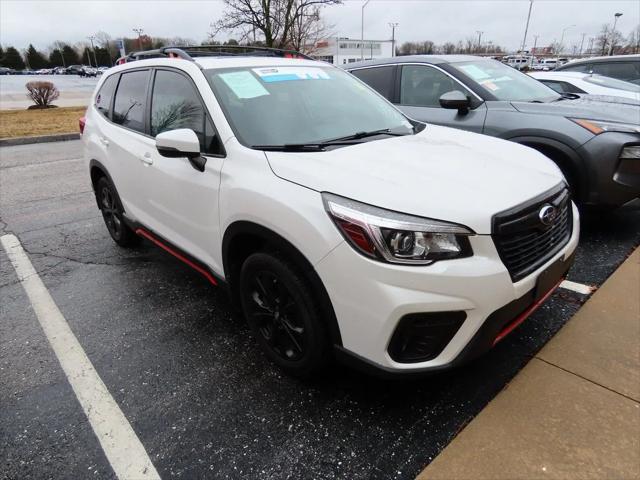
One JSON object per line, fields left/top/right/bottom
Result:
{"left": 322, "top": 128, "right": 409, "bottom": 144}
{"left": 251, "top": 129, "right": 411, "bottom": 152}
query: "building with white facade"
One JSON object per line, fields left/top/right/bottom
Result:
{"left": 309, "top": 37, "right": 394, "bottom": 65}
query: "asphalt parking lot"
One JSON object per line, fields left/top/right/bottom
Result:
{"left": 1, "top": 140, "right": 639, "bottom": 480}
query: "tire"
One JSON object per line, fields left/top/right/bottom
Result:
{"left": 239, "top": 252, "right": 330, "bottom": 377}
{"left": 96, "top": 176, "right": 138, "bottom": 247}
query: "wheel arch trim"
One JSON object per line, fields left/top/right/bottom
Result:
{"left": 222, "top": 220, "right": 343, "bottom": 347}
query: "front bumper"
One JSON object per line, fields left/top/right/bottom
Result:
{"left": 316, "top": 203, "right": 580, "bottom": 374}
{"left": 578, "top": 132, "right": 640, "bottom": 207}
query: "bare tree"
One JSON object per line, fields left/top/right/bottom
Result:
{"left": 289, "top": 5, "right": 334, "bottom": 53}
{"left": 25, "top": 81, "right": 59, "bottom": 108}
{"left": 213, "top": 0, "right": 341, "bottom": 49}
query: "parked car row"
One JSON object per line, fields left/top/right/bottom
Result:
{"left": 0, "top": 65, "right": 110, "bottom": 76}
{"left": 80, "top": 46, "right": 637, "bottom": 379}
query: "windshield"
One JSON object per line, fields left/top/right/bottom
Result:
{"left": 451, "top": 60, "right": 561, "bottom": 102}
{"left": 205, "top": 65, "right": 414, "bottom": 147}
{"left": 584, "top": 74, "right": 640, "bottom": 93}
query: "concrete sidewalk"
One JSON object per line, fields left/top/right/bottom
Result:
{"left": 418, "top": 247, "right": 640, "bottom": 480}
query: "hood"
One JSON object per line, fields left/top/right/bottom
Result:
{"left": 512, "top": 95, "right": 640, "bottom": 123}
{"left": 265, "top": 125, "right": 564, "bottom": 234}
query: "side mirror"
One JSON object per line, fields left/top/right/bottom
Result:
{"left": 439, "top": 90, "right": 471, "bottom": 114}
{"left": 156, "top": 128, "right": 207, "bottom": 172}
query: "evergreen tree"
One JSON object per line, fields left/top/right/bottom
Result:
{"left": 3, "top": 46, "right": 26, "bottom": 70}
{"left": 25, "top": 44, "right": 49, "bottom": 69}
{"left": 94, "top": 46, "right": 112, "bottom": 66}
{"left": 0, "top": 46, "right": 5, "bottom": 67}
{"left": 81, "top": 47, "right": 94, "bottom": 66}
{"left": 62, "top": 45, "right": 80, "bottom": 65}
{"left": 49, "top": 49, "right": 65, "bottom": 67}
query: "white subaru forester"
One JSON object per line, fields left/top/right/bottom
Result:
{"left": 82, "top": 47, "right": 579, "bottom": 377}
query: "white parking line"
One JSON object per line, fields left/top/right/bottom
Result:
{"left": 560, "top": 279, "right": 596, "bottom": 295}
{"left": 0, "top": 234, "right": 160, "bottom": 480}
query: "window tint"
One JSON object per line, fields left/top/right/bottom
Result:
{"left": 350, "top": 66, "right": 395, "bottom": 99}
{"left": 95, "top": 74, "right": 118, "bottom": 118}
{"left": 591, "top": 62, "right": 640, "bottom": 83}
{"left": 400, "top": 65, "right": 459, "bottom": 107}
{"left": 113, "top": 70, "right": 149, "bottom": 133}
{"left": 151, "top": 70, "right": 222, "bottom": 155}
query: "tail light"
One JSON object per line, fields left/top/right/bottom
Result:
{"left": 79, "top": 116, "right": 86, "bottom": 135}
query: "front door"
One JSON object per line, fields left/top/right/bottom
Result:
{"left": 396, "top": 64, "right": 487, "bottom": 134}
{"left": 140, "top": 68, "right": 226, "bottom": 272}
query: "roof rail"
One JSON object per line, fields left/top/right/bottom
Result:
{"left": 115, "top": 45, "right": 312, "bottom": 65}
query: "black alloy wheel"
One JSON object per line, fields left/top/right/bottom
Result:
{"left": 96, "top": 176, "right": 137, "bottom": 247}
{"left": 239, "top": 252, "right": 329, "bottom": 376}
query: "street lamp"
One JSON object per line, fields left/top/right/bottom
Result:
{"left": 360, "top": 0, "right": 371, "bottom": 61}
{"left": 133, "top": 28, "right": 144, "bottom": 50}
{"left": 520, "top": 0, "right": 533, "bottom": 53}
{"left": 558, "top": 24, "right": 575, "bottom": 59}
{"left": 389, "top": 22, "right": 399, "bottom": 57}
{"left": 476, "top": 31, "right": 484, "bottom": 52}
{"left": 609, "top": 12, "right": 623, "bottom": 55}
{"left": 87, "top": 35, "right": 98, "bottom": 68}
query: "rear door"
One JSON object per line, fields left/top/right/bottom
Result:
{"left": 396, "top": 64, "right": 487, "bottom": 133}
{"left": 139, "top": 68, "right": 226, "bottom": 267}
{"left": 101, "top": 68, "right": 155, "bottom": 224}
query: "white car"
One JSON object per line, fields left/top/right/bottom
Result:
{"left": 529, "top": 71, "right": 640, "bottom": 101}
{"left": 81, "top": 47, "right": 579, "bottom": 377}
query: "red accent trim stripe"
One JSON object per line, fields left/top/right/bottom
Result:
{"left": 135, "top": 228, "right": 218, "bottom": 286}
{"left": 492, "top": 278, "right": 564, "bottom": 345}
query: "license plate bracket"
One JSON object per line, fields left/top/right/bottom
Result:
{"left": 535, "top": 255, "right": 571, "bottom": 302}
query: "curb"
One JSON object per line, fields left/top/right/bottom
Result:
{"left": 0, "top": 133, "right": 80, "bottom": 147}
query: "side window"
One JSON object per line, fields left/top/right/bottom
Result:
{"left": 151, "top": 70, "right": 223, "bottom": 155}
{"left": 94, "top": 74, "right": 118, "bottom": 118}
{"left": 350, "top": 66, "right": 395, "bottom": 100}
{"left": 400, "top": 65, "right": 460, "bottom": 107}
{"left": 592, "top": 62, "right": 639, "bottom": 83}
{"left": 113, "top": 70, "right": 149, "bottom": 133}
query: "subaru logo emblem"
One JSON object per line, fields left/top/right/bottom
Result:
{"left": 538, "top": 205, "right": 557, "bottom": 226}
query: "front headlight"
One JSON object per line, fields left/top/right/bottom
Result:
{"left": 322, "top": 193, "right": 473, "bottom": 265}
{"left": 570, "top": 118, "right": 640, "bottom": 135}
{"left": 620, "top": 145, "right": 640, "bottom": 159}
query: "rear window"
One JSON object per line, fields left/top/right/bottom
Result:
{"left": 94, "top": 74, "right": 118, "bottom": 118}
{"left": 350, "top": 66, "right": 395, "bottom": 100}
{"left": 113, "top": 70, "right": 150, "bottom": 133}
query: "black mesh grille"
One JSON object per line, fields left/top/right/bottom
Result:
{"left": 493, "top": 185, "right": 572, "bottom": 282}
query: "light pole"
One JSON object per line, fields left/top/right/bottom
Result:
{"left": 579, "top": 32, "right": 586, "bottom": 56}
{"left": 360, "top": 0, "right": 371, "bottom": 61}
{"left": 558, "top": 24, "right": 575, "bottom": 60}
{"left": 608, "top": 12, "right": 623, "bottom": 55}
{"left": 133, "top": 28, "right": 144, "bottom": 50}
{"left": 520, "top": 0, "right": 533, "bottom": 53}
{"left": 476, "top": 31, "right": 484, "bottom": 52}
{"left": 389, "top": 22, "right": 398, "bottom": 57}
{"left": 531, "top": 34, "right": 539, "bottom": 66}
{"left": 87, "top": 35, "right": 98, "bottom": 67}
{"left": 56, "top": 41, "right": 66, "bottom": 67}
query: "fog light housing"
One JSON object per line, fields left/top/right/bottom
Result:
{"left": 388, "top": 311, "right": 466, "bottom": 363}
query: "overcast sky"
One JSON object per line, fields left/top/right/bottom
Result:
{"left": 1, "top": 0, "right": 638, "bottom": 52}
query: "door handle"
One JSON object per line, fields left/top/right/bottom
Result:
{"left": 99, "top": 137, "right": 109, "bottom": 147}
{"left": 140, "top": 153, "right": 153, "bottom": 165}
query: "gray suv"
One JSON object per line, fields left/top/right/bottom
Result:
{"left": 345, "top": 55, "right": 640, "bottom": 208}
